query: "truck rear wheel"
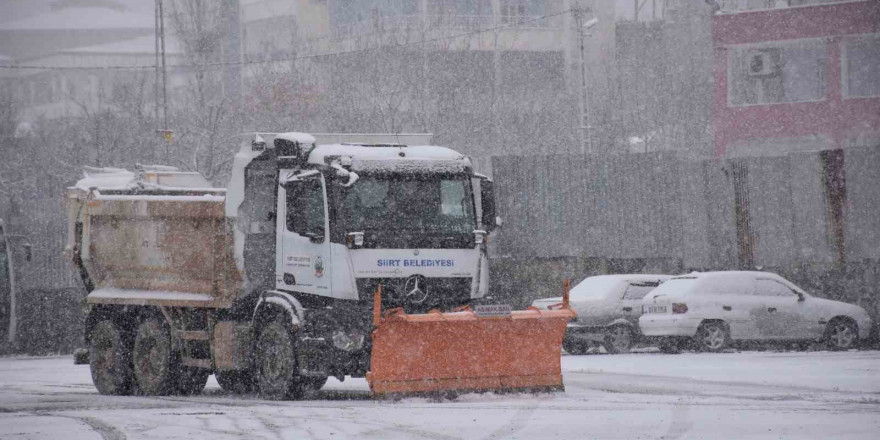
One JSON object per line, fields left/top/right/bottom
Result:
{"left": 89, "top": 319, "right": 134, "bottom": 395}
{"left": 256, "top": 319, "right": 304, "bottom": 400}
{"left": 176, "top": 365, "right": 210, "bottom": 395}
{"left": 132, "top": 317, "right": 175, "bottom": 395}
{"left": 216, "top": 370, "right": 256, "bottom": 394}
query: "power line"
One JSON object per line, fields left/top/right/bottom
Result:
{"left": 0, "top": 10, "right": 572, "bottom": 72}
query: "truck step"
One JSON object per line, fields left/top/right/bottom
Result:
{"left": 175, "top": 330, "right": 210, "bottom": 341}
{"left": 182, "top": 357, "right": 212, "bottom": 369}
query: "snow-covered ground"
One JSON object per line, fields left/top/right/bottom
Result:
{"left": 1, "top": 351, "right": 878, "bottom": 439}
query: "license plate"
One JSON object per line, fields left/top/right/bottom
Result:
{"left": 645, "top": 305, "right": 667, "bottom": 314}
{"left": 474, "top": 304, "right": 512, "bottom": 317}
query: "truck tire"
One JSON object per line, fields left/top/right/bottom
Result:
{"left": 216, "top": 370, "right": 256, "bottom": 394}
{"left": 89, "top": 319, "right": 134, "bottom": 395}
{"left": 132, "top": 317, "right": 175, "bottom": 395}
{"left": 300, "top": 376, "right": 328, "bottom": 393}
{"left": 176, "top": 365, "right": 210, "bottom": 395}
{"left": 256, "top": 318, "right": 304, "bottom": 400}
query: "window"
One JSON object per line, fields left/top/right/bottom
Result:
{"left": 286, "top": 178, "right": 325, "bottom": 240}
{"left": 729, "top": 41, "right": 827, "bottom": 105}
{"left": 622, "top": 282, "right": 660, "bottom": 300}
{"left": 338, "top": 176, "right": 475, "bottom": 234}
{"left": 440, "top": 180, "right": 468, "bottom": 217}
{"left": 845, "top": 35, "right": 880, "bottom": 98}
{"left": 499, "top": 0, "right": 547, "bottom": 23}
{"left": 755, "top": 279, "right": 797, "bottom": 297}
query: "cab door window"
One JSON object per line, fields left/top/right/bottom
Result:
{"left": 286, "top": 178, "right": 326, "bottom": 241}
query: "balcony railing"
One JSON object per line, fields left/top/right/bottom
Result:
{"left": 330, "top": 13, "right": 560, "bottom": 41}
{"left": 719, "top": 0, "right": 861, "bottom": 13}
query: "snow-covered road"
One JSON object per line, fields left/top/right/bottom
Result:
{"left": 1, "top": 351, "right": 878, "bottom": 439}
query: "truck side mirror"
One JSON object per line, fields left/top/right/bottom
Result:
{"left": 480, "top": 179, "right": 498, "bottom": 232}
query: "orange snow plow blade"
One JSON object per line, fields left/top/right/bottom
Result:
{"left": 367, "top": 281, "right": 577, "bottom": 396}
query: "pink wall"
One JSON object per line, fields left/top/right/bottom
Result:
{"left": 712, "top": 1, "right": 880, "bottom": 156}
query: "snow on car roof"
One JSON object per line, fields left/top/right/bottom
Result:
{"left": 586, "top": 274, "right": 672, "bottom": 282}
{"left": 671, "top": 271, "right": 782, "bottom": 280}
{"left": 570, "top": 275, "right": 665, "bottom": 300}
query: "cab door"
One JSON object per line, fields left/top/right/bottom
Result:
{"left": 276, "top": 172, "right": 332, "bottom": 296}
{"left": 752, "top": 278, "right": 805, "bottom": 340}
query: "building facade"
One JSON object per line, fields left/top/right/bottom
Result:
{"left": 713, "top": 0, "right": 880, "bottom": 157}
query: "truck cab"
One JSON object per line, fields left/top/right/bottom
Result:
{"left": 233, "top": 133, "right": 497, "bottom": 312}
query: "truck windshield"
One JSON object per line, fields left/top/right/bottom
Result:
{"left": 339, "top": 175, "right": 475, "bottom": 233}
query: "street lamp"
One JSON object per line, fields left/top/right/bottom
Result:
{"left": 575, "top": 8, "right": 599, "bottom": 155}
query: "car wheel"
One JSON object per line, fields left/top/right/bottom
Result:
{"left": 603, "top": 325, "right": 633, "bottom": 354}
{"left": 88, "top": 319, "right": 134, "bottom": 395}
{"left": 216, "top": 370, "right": 256, "bottom": 394}
{"left": 562, "top": 337, "right": 590, "bottom": 355}
{"left": 694, "top": 321, "right": 730, "bottom": 353}
{"left": 256, "top": 318, "right": 304, "bottom": 400}
{"left": 132, "top": 317, "right": 175, "bottom": 395}
{"left": 826, "top": 319, "right": 858, "bottom": 351}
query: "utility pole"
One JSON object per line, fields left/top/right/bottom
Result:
{"left": 155, "top": 0, "right": 172, "bottom": 160}
{"left": 491, "top": 0, "right": 502, "bottom": 156}
{"left": 574, "top": 5, "right": 597, "bottom": 155}
{"left": 154, "top": 0, "right": 161, "bottom": 163}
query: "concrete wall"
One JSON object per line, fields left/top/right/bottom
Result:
{"left": 490, "top": 147, "right": 880, "bottom": 316}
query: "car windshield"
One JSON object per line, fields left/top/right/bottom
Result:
{"left": 569, "top": 277, "right": 623, "bottom": 300}
{"left": 646, "top": 277, "right": 698, "bottom": 298}
{"left": 338, "top": 175, "right": 476, "bottom": 234}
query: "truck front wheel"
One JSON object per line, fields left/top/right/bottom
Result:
{"left": 132, "top": 317, "right": 175, "bottom": 395}
{"left": 89, "top": 319, "right": 134, "bottom": 395}
{"left": 256, "top": 319, "right": 304, "bottom": 400}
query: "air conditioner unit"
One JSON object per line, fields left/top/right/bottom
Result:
{"left": 747, "top": 49, "right": 780, "bottom": 76}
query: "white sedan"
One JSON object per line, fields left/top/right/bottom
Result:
{"left": 639, "top": 271, "right": 873, "bottom": 352}
{"left": 532, "top": 274, "right": 670, "bottom": 354}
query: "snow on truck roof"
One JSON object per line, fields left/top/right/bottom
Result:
{"left": 307, "top": 144, "right": 471, "bottom": 173}
{"left": 257, "top": 132, "right": 471, "bottom": 173}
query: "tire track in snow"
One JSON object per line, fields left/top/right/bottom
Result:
{"left": 63, "top": 415, "right": 126, "bottom": 440}
{"left": 479, "top": 402, "right": 538, "bottom": 440}
{"left": 660, "top": 400, "right": 692, "bottom": 440}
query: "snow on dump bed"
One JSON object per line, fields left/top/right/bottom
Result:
{"left": 72, "top": 167, "right": 138, "bottom": 191}
{"left": 71, "top": 166, "right": 220, "bottom": 193}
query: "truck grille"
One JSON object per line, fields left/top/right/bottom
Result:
{"left": 357, "top": 277, "right": 472, "bottom": 312}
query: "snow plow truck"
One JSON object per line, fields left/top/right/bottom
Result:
{"left": 65, "top": 132, "right": 575, "bottom": 399}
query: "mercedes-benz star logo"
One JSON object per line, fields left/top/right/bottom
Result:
{"left": 402, "top": 275, "right": 429, "bottom": 304}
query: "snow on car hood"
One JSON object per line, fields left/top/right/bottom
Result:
{"left": 531, "top": 297, "right": 564, "bottom": 310}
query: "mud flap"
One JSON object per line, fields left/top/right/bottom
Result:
{"left": 367, "top": 283, "right": 577, "bottom": 395}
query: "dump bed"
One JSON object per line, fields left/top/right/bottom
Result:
{"left": 66, "top": 168, "right": 242, "bottom": 308}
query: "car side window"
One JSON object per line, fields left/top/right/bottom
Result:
{"left": 622, "top": 283, "right": 659, "bottom": 300}
{"left": 755, "top": 279, "right": 797, "bottom": 297}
